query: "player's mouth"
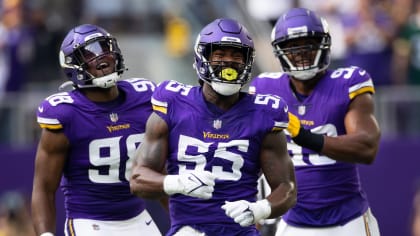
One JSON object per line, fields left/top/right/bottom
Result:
{"left": 96, "top": 62, "right": 110, "bottom": 70}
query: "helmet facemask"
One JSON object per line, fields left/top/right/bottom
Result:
{"left": 195, "top": 42, "right": 254, "bottom": 95}
{"left": 273, "top": 36, "right": 331, "bottom": 80}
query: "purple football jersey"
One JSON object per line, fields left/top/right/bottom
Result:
{"left": 151, "top": 80, "right": 288, "bottom": 228}
{"left": 36, "top": 78, "right": 156, "bottom": 220}
{"left": 249, "top": 66, "right": 375, "bottom": 227}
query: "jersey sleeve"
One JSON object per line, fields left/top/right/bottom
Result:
{"left": 345, "top": 66, "right": 375, "bottom": 100}
{"left": 253, "top": 93, "right": 289, "bottom": 132}
{"left": 151, "top": 80, "right": 171, "bottom": 121}
{"left": 121, "top": 78, "right": 156, "bottom": 97}
{"left": 249, "top": 72, "right": 284, "bottom": 96}
{"left": 36, "top": 92, "right": 74, "bottom": 130}
{"left": 248, "top": 76, "right": 262, "bottom": 95}
{"left": 151, "top": 80, "right": 192, "bottom": 124}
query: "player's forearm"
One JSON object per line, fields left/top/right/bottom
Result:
{"left": 31, "top": 192, "right": 57, "bottom": 235}
{"left": 266, "top": 180, "right": 297, "bottom": 218}
{"left": 130, "top": 166, "right": 166, "bottom": 199}
{"left": 322, "top": 132, "right": 380, "bottom": 164}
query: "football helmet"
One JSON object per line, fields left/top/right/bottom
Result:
{"left": 193, "top": 18, "right": 255, "bottom": 96}
{"left": 271, "top": 8, "right": 331, "bottom": 80}
{"left": 59, "top": 24, "right": 126, "bottom": 88}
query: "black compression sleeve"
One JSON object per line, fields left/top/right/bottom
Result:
{"left": 292, "top": 128, "right": 324, "bottom": 153}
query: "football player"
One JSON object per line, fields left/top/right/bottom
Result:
{"left": 31, "top": 24, "right": 162, "bottom": 236}
{"left": 249, "top": 8, "right": 381, "bottom": 236}
{"left": 130, "top": 18, "right": 297, "bottom": 236}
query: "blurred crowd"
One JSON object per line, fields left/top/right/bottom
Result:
{"left": 247, "top": 0, "right": 417, "bottom": 86}
{"left": 0, "top": 191, "right": 35, "bottom": 236}
{"left": 0, "top": 0, "right": 419, "bottom": 145}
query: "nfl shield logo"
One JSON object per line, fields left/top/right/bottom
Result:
{"left": 213, "top": 119, "right": 222, "bottom": 129}
{"left": 298, "top": 105, "right": 306, "bottom": 115}
{"left": 110, "top": 113, "right": 119, "bottom": 122}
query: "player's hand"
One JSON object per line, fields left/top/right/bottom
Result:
{"left": 287, "top": 112, "right": 301, "bottom": 138}
{"left": 286, "top": 112, "right": 325, "bottom": 152}
{"left": 163, "top": 170, "right": 216, "bottom": 199}
{"left": 221, "top": 199, "right": 271, "bottom": 227}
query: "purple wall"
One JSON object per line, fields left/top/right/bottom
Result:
{"left": 0, "top": 146, "right": 170, "bottom": 236}
{"left": 359, "top": 138, "right": 419, "bottom": 236}
{"left": 0, "top": 138, "right": 418, "bottom": 236}
{"left": 0, "top": 146, "right": 67, "bottom": 235}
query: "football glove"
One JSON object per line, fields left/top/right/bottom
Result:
{"left": 40, "top": 233, "right": 55, "bottom": 236}
{"left": 173, "top": 226, "right": 205, "bottom": 236}
{"left": 287, "top": 112, "right": 324, "bottom": 152}
{"left": 163, "top": 170, "right": 216, "bottom": 199}
{"left": 287, "top": 112, "right": 301, "bottom": 138}
{"left": 221, "top": 199, "right": 271, "bottom": 227}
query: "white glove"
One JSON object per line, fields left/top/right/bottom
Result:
{"left": 40, "top": 233, "right": 55, "bottom": 236}
{"left": 163, "top": 170, "right": 216, "bottom": 199}
{"left": 173, "top": 226, "right": 206, "bottom": 236}
{"left": 221, "top": 199, "right": 271, "bottom": 227}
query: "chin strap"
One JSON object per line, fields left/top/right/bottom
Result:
{"left": 58, "top": 81, "right": 75, "bottom": 91}
{"left": 287, "top": 68, "right": 318, "bottom": 80}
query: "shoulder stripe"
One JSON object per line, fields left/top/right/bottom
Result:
{"left": 151, "top": 97, "right": 168, "bottom": 107}
{"left": 37, "top": 117, "right": 62, "bottom": 129}
{"left": 151, "top": 97, "right": 168, "bottom": 114}
{"left": 274, "top": 121, "right": 288, "bottom": 129}
{"left": 348, "top": 79, "right": 374, "bottom": 93}
{"left": 37, "top": 117, "right": 60, "bottom": 125}
{"left": 152, "top": 105, "right": 167, "bottom": 114}
{"left": 39, "top": 123, "right": 63, "bottom": 130}
{"left": 348, "top": 79, "right": 375, "bottom": 99}
{"left": 349, "top": 87, "right": 375, "bottom": 100}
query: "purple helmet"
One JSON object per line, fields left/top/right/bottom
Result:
{"left": 59, "top": 24, "right": 125, "bottom": 88}
{"left": 193, "top": 18, "right": 255, "bottom": 86}
{"left": 271, "top": 8, "right": 331, "bottom": 80}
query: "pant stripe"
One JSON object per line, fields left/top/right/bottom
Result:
{"left": 66, "top": 218, "right": 76, "bottom": 236}
{"left": 363, "top": 212, "right": 371, "bottom": 236}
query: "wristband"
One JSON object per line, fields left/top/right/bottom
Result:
{"left": 163, "top": 175, "right": 181, "bottom": 195}
{"left": 292, "top": 127, "right": 324, "bottom": 152}
{"left": 253, "top": 199, "right": 272, "bottom": 223}
{"left": 40, "top": 233, "right": 54, "bottom": 236}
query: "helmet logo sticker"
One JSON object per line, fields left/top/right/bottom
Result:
{"left": 287, "top": 26, "right": 308, "bottom": 36}
{"left": 85, "top": 32, "right": 104, "bottom": 41}
{"left": 220, "top": 36, "right": 241, "bottom": 43}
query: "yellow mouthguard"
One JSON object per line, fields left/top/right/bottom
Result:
{"left": 220, "top": 68, "right": 238, "bottom": 81}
